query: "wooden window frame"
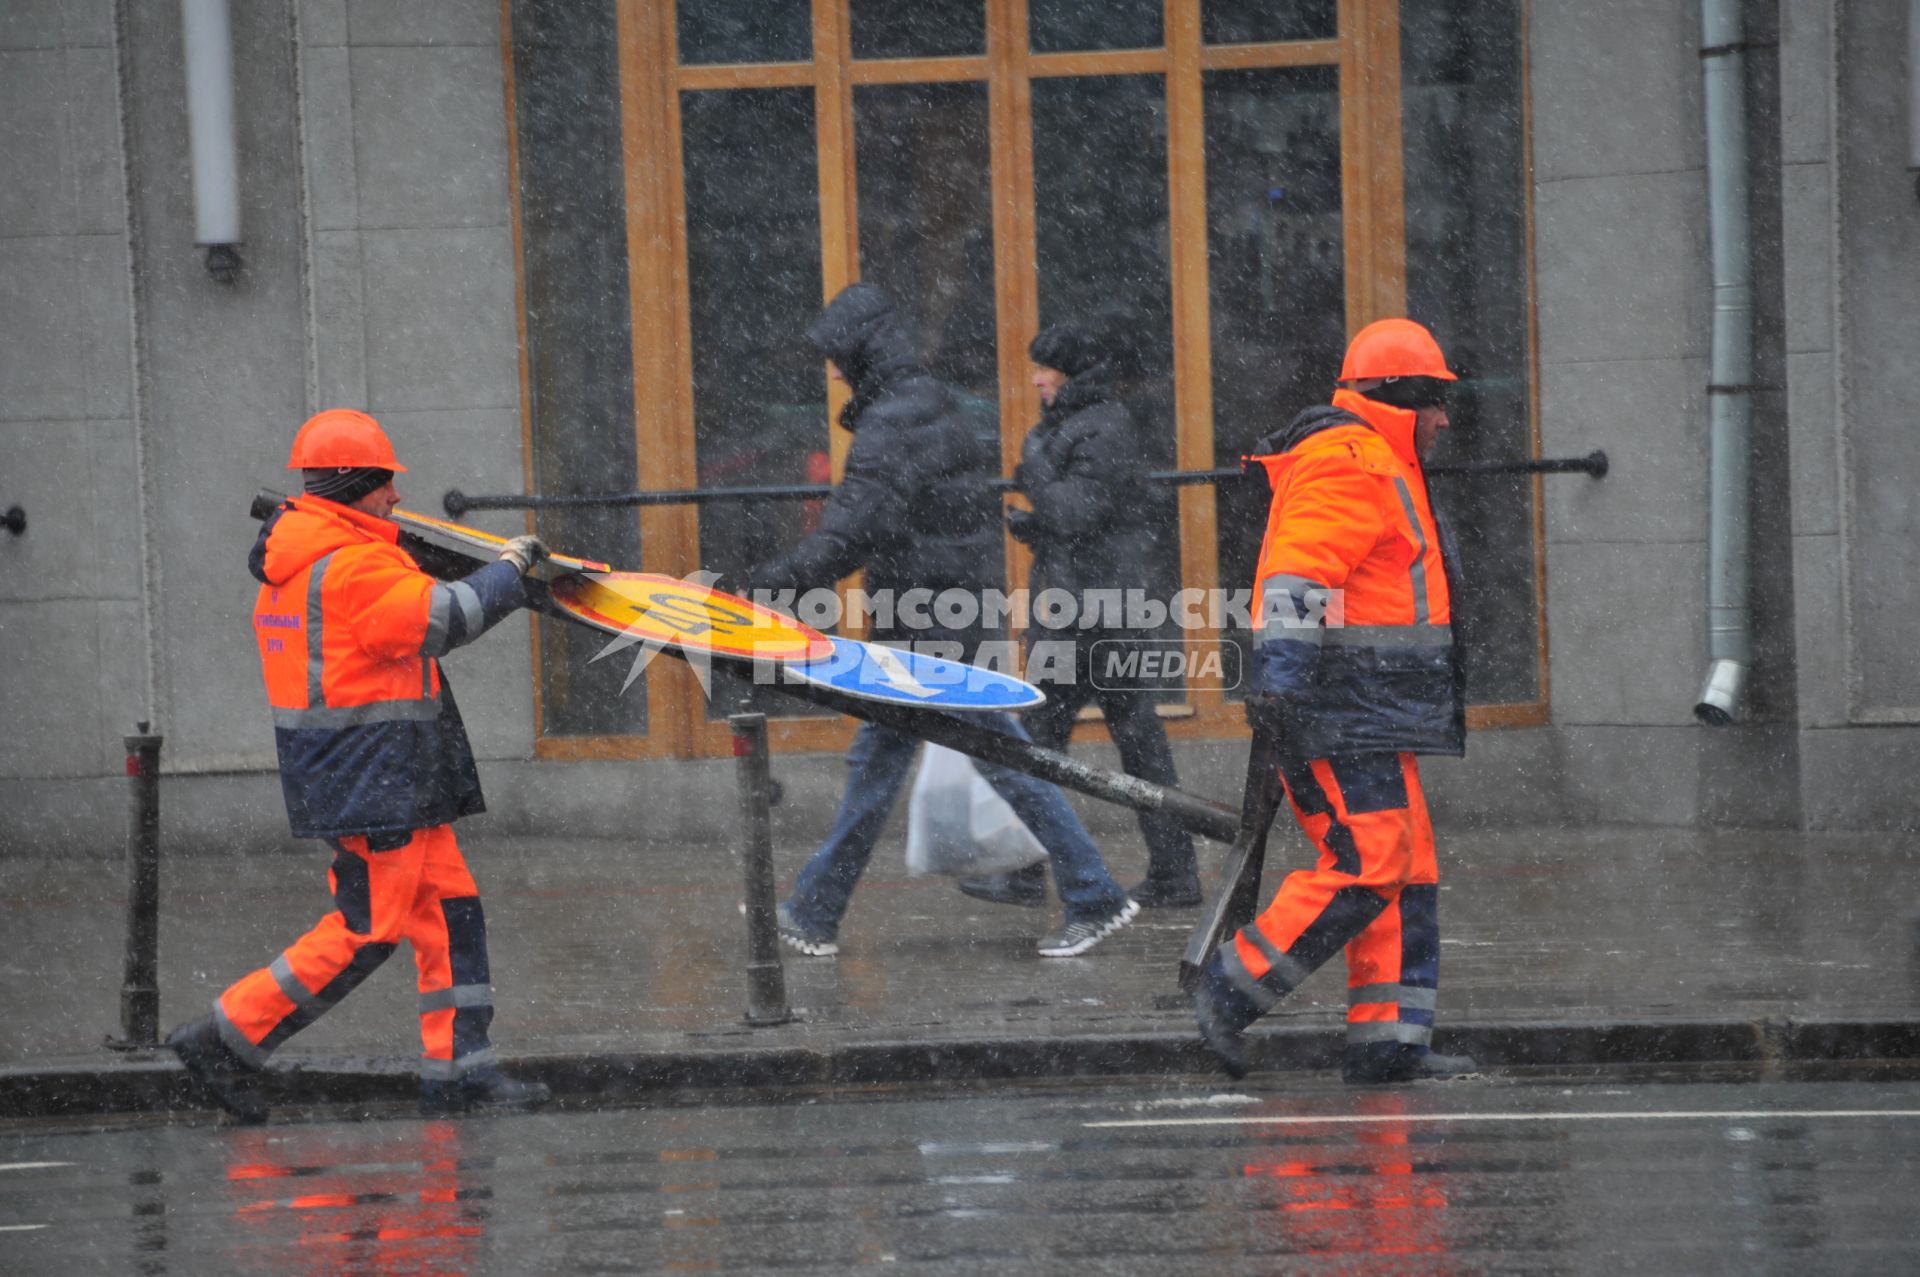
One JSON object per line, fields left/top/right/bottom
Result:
{"left": 510, "top": 0, "right": 1549, "bottom": 762}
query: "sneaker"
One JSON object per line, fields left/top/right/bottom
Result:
{"left": 957, "top": 865, "right": 1048, "bottom": 909}
{"left": 1129, "top": 872, "right": 1202, "bottom": 909}
{"left": 167, "top": 1014, "right": 270, "bottom": 1124}
{"left": 776, "top": 902, "right": 839, "bottom": 957}
{"left": 1037, "top": 898, "right": 1140, "bottom": 958}
{"left": 419, "top": 1066, "right": 552, "bottom": 1116}
{"left": 1341, "top": 1043, "right": 1480, "bottom": 1085}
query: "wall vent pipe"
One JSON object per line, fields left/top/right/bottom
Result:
{"left": 1694, "top": 0, "right": 1756, "bottom": 726}
{"left": 180, "top": 0, "right": 242, "bottom": 281}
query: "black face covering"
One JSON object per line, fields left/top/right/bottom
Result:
{"left": 303, "top": 466, "right": 394, "bottom": 504}
{"left": 1359, "top": 376, "right": 1450, "bottom": 411}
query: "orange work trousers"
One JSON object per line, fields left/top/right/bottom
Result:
{"left": 213, "top": 825, "right": 497, "bottom": 1081}
{"left": 1220, "top": 752, "right": 1440, "bottom": 1048}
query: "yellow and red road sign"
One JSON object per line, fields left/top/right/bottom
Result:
{"left": 548, "top": 571, "right": 833, "bottom": 663}
{"left": 392, "top": 507, "right": 612, "bottom": 576}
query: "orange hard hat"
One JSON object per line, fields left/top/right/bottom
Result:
{"left": 1339, "top": 318, "right": 1458, "bottom": 383}
{"left": 285, "top": 409, "right": 407, "bottom": 472}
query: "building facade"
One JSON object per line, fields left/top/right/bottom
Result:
{"left": 1, "top": 0, "right": 1914, "bottom": 853}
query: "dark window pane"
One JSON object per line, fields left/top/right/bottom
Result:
{"left": 1203, "top": 0, "right": 1336, "bottom": 45}
{"left": 1030, "top": 0, "right": 1161, "bottom": 53}
{"left": 680, "top": 88, "right": 831, "bottom": 719}
{"left": 1031, "top": 75, "right": 1182, "bottom": 697}
{"left": 1203, "top": 66, "right": 1344, "bottom": 694}
{"left": 677, "top": 0, "right": 811, "bottom": 65}
{"left": 509, "top": 0, "right": 646, "bottom": 736}
{"left": 853, "top": 81, "right": 997, "bottom": 397}
{"left": 1401, "top": 0, "right": 1538, "bottom": 704}
{"left": 850, "top": 0, "right": 984, "bottom": 59}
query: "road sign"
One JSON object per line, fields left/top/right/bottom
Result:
{"left": 549, "top": 571, "right": 834, "bottom": 663}
{"left": 392, "top": 507, "right": 612, "bottom": 577}
{"left": 772, "top": 636, "right": 1046, "bottom": 712}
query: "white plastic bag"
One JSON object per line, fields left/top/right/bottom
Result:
{"left": 905, "top": 745, "right": 1049, "bottom": 878}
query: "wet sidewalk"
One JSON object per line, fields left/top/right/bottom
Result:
{"left": 4, "top": 823, "right": 1919, "bottom": 1115}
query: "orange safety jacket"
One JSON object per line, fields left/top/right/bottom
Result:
{"left": 1245, "top": 389, "right": 1466, "bottom": 758}
{"left": 249, "top": 496, "right": 527, "bottom": 837}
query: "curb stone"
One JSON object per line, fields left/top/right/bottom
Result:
{"left": 4, "top": 1015, "right": 1918, "bottom": 1119}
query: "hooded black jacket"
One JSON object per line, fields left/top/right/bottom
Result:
{"left": 749, "top": 284, "right": 1004, "bottom": 654}
{"left": 1016, "top": 363, "right": 1166, "bottom": 610}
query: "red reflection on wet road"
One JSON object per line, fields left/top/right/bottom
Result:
{"left": 223, "top": 1120, "right": 488, "bottom": 1273}
{"left": 1241, "top": 1092, "right": 1460, "bottom": 1267}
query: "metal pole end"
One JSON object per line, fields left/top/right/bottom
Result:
{"left": 442, "top": 488, "right": 468, "bottom": 517}
{"left": 1694, "top": 658, "right": 1746, "bottom": 726}
{"left": 204, "top": 243, "right": 242, "bottom": 283}
{"left": 743, "top": 1006, "right": 794, "bottom": 1028}
{"left": 2, "top": 505, "right": 23, "bottom": 536}
{"left": 1586, "top": 450, "right": 1610, "bottom": 478}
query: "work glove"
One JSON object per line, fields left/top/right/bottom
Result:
{"left": 497, "top": 534, "right": 549, "bottom": 575}
{"left": 1242, "top": 691, "right": 1292, "bottom": 739}
{"left": 1005, "top": 508, "right": 1040, "bottom": 545}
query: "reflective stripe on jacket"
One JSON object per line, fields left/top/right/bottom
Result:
{"left": 249, "top": 496, "right": 525, "bottom": 837}
{"left": 1246, "top": 389, "right": 1466, "bottom": 758}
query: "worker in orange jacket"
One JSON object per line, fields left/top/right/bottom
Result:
{"left": 167, "top": 409, "right": 553, "bottom": 1121}
{"left": 1194, "top": 320, "right": 1479, "bottom": 1085}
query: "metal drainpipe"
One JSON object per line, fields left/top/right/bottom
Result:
{"left": 1694, "top": 0, "right": 1756, "bottom": 726}
{"left": 1909, "top": 0, "right": 1920, "bottom": 197}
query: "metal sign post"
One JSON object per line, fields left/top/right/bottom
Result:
{"left": 730, "top": 711, "right": 792, "bottom": 1027}
{"left": 115, "top": 724, "right": 163, "bottom": 1048}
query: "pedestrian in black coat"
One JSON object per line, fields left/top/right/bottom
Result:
{"left": 751, "top": 285, "right": 1139, "bottom": 961}
{"left": 749, "top": 282, "right": 1004, "bottom": 659}
{"left": 959, "top": 321, "right": 1203, "bottom": 911}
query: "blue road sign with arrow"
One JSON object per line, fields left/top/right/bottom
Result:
{"left": 771, "top": 637, "right": 1046, "bottom": 712}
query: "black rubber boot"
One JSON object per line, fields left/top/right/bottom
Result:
{"left": 1192, "top": 957, "right": 1262, "bottom": 1080}
{"left": 1341, "top": 1043, "right": 1480, "bottom": 1085}
{"left": 167, "top": 1015, "right": 270, "bottom": 1124}
{"left": 956, "top": 863, "right": 1048, "bottom": 908}
{"left": 419, "top": 1066, "right": 553, "bottom": 1116}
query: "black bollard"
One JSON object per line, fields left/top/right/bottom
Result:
{"left": 117, "top": 723, "right": 163, "bottom": 1048}
{"left": 730, "top": 710, "right": 791, "bottom": 1027}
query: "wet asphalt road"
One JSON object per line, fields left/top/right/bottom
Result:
{"left": 2, "top": 1071, "right": 1918, "bottom": 1275}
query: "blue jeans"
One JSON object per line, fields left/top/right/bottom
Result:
{"left": 786, "top": 714, "right": 1128, "bottom": 935}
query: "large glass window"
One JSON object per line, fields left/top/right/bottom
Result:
{"left": 509, "top": 0, "right": 644, "bottom": 736}
{"left": 1031, "top": 74, "right": 1181, "bottom": 680}
{"left": 681, "top": 88, "right": 831, "bottom": 718}
{"left": 850, "top": 0, "right": 984, "bottom": 59}
{"left": 1401, "top": 0, "right": 1538, "bottom": 704}
{"left": 853, "top": 82, "right": 998, "bottom": 397}
{"left": 1030, "top": 0, "right": 1161, "bottom": 53}
{"left": 508, "top": 0, "right": 1544, "bottom": 755}
{"left": 676, "top": 0, "right": 811, "bottom": 65}
{"left": 1202, "top": 0, "right": 1338, "bottom": 46}
{"left": 1203, "top": 65, "right": 1346, "bottom": 688}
